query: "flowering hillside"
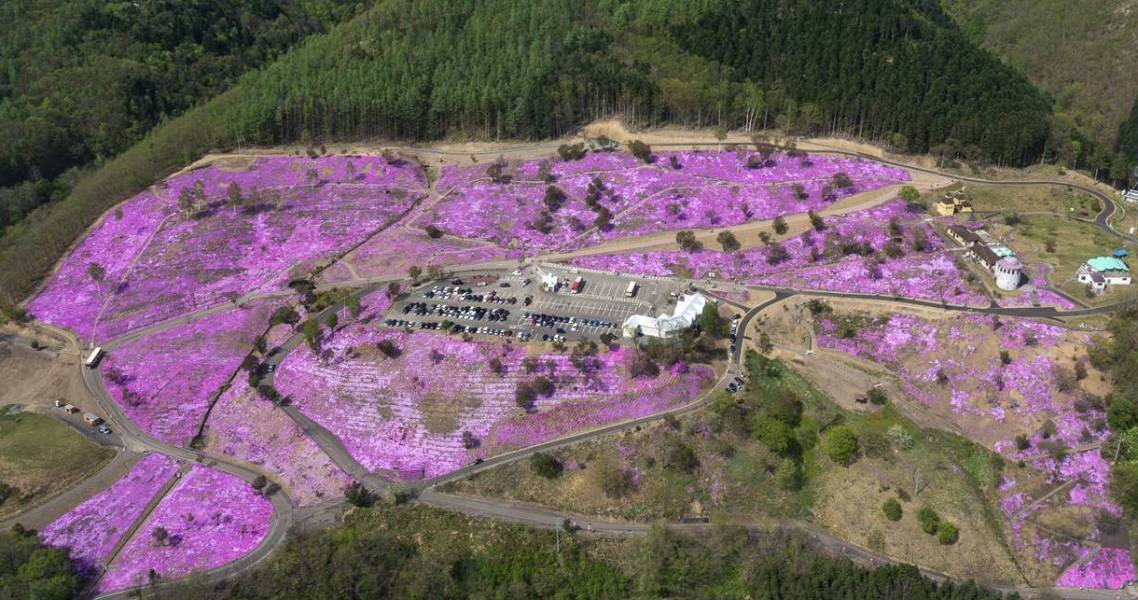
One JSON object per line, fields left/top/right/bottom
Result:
{"left": 274, "top": 325, "right": 713, "bottom": 480}
{"left": 98, "top": 466, "right": 273, "bottom": 593}
{"left": 424, "top": 151, "right": 907, "bottom": 253}
{"left": 101, "top": 302, "right": 278, "bottom": 446}
{"left": 40, "top": 454, "right": 180, "bottom": 576}
{"left": 28, "top": 155, "right": 424, "bottom": 341}
{"left": 204, "top": 386, "right": 352, "bottom": 506}
{"left": 815, "top": 310, "right": 1131, "bottom": 587}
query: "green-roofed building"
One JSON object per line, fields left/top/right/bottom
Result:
{"left": 1078, "top": 256, "right": 1132, "bottom": 293}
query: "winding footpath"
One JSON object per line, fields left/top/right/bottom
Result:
{"left": 11, "top": 142, "right": 1138, "bottom": 599}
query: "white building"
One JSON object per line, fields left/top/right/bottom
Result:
{"left": 1077, "top": 256, "right": 1131, "bottom": 293}
{"left": 622, "top": 293, "right": 709, "bottom": 339}
{"left": 993, "top": 256, "right": 1024, "bottom": 291}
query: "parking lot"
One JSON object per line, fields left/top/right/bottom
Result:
{"left": 386, "top": 265, "right": 687, "bottom": 344}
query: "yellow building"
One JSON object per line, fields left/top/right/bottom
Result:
{"left": 935, "top": 190, "right": 973, "bottom": 216}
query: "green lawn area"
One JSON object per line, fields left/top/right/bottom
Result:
{"left": 962, "top": 183, "right": 1100, "bottom": 216}
{"left": 0, "top": 410, "right": 114, "bottom": 518}
{"left": 1014, "top": 217, "right": 1117, "bottom": 282}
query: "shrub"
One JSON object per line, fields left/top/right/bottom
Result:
{"left": 900, "top": 185, "right": 921, "bottom": 204}
{"left": 1014, "top": 434, "right": 1030, "bottom": 451}
{"left": 751, "top": 415, "right": 796, "bottom": 455}
{"left": 529, "top": 453, "right": 563, "bottom": 479}
{"left": 627, "top": 139, "right": 652, "bottom": 163}
{"left": 344, "top": 482, "right": 376, "bottom": 507}
{"left": 999, "top": 350, "right": 1012, "bottom": 365}
{"left": 557, "top": 143, "right": 586, "bottom": 161}
{"left": 866, "top": 387, "right": 887, "bottom": 405}
{"left": 808, "top": 210, "right": 825, "bottom": 231}
{"left": 594, "top": 462, "right": 635, "bottom": 498}
{"left": 377, "top": 339, "right": 402, "bottom": 358}
{"left": 882, "top": 497, "right": 903, "bottom": 521}
{"left": 917, "top": 506, "right": 940, "bottom": 535}
{"left": 773, "top": 215, "right": 788, "bottom": 235}
{"left": 765, "top": 242, "right": 790, "bottom": 265}
{"left": 936, "top": 521, "right": 959, "bottom": 545}
{"left": 886, "top": 425, "right": 914, "bottom": 450}
{"left": 821, "top": 426, "right": 859, "bottom": 466}
{"left": 461, "top": 431, "right": 479, "bottom": 449}
{"left": 675, "top": 230, "right": 701, "bottom": 252}
{"left": 774, "top": 458, "right": 801, "bottom": 491}
{"left": 716, "top": 230, "right": 741, "bottom": 252}
{"left": 663, "top": 441, "right": 699, "bottom": 473}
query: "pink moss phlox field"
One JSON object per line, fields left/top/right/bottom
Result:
{"left": 750, "top": 246, "right": 987, "bottom": 307}
{"left": 569, "top": 201, "right": 984, "bottom": 305}
{"left": 40, "top": 454, "right": 180, "bottom": 575}
{"left": 1056, "top": 548, "right": 1137, "bottom": 589}
{"left": 101, "top": 302, "right": 277, "bottom": 446}
{"left": 28, "top": 155, "right": 424, "bottom": 341}
{"left": 274, "top": 324, "right": 713, "bottom": 480}
{"left": 426, "top": 151, "right": 907, "bottom": 253}
{"left": 204, "top": 385, "right": 352, "bottom": 507}
{"left": 98, "top": 466, "right": 273, "bottom": 593}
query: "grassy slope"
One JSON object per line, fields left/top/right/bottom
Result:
{"left": 0, "top": 411, "right": 114, "bottom": 518}
{"left": 943, "top": 0, "right": 1138, "bottom": 148}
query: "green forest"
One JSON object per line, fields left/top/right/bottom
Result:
{"left": 0, "top": 0, "right": 1116, "bottom": 307}
{"left": 149, "top": 505, "right": 1016, "bottom": 600}
{"left": 0, "top": 0, "right": 363, "bottom": 232}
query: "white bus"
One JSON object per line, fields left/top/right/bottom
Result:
{"left": 625, "top": 281, "right": 638, "bottom": 298}
{"left": 83, "top": 347, "right": 104, "bottom": 368}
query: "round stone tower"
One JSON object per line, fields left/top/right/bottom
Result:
{"left": 994, "top": 256, "right": 1024, "bottom": 291}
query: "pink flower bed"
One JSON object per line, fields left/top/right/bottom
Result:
{"left": 40, "top": 454, "right": 180, "bottom": 575}
{"left": 754, "top": 250, "right": 989, "bottom": 307}
{"left": 98, "top": 465, "right": 273, "bottom": 593}
{"left": 274, "top": 325, "right": 713, "bottom": 480}
{"left": 28, "top": 155, "right": 424, "bottom": 341}
{"left": 571, "top": 200, "right": 929, "bottom": 276}
{"left": 1056, "top": 548, "right": 1137, "bottom": 589}
{"left": 101, "top": 302, "right": 278, "bottom": 446}
{"left": 997, "top": 289, "right": 1078, "bottom": 310}
{"left": 204, "top": 385, "right": 352, "bottom": 507}
{"left": 425, "top": 151, "right": 907, "bottom": 253}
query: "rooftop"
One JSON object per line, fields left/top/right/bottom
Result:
{"left": 1086, "top": 256, "right": 1130, "bottom": 273}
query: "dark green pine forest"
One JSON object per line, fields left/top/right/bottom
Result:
{"left": 0, "top": 0, "right": 1102, "bottom": 308}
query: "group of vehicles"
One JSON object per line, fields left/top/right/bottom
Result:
{"left": 384, "top": 318, "right": 519, "bottom": 339}
{"left": 53, "top": 399, "right": 112, "bottom": 435}
{"left": 729, "top": 314, "right": 741, "bottom": 356}
{"left": 521, "top": 312, "right": 617, "bottom": 335}
{"left": 402, "top": 302, "right": 512, "bottom": 322}
{"left": 423, "top": 286, "right": 518, "bottom": 306}
{"left": 725, "top": 375, "right": 746, "bottom": 394}
{"left": 77, "top": 347, "right": 113, "bottom": 435}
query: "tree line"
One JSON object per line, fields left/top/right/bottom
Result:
{"left": 0, "top": 0, "right": 1069, "bottom": 306}
{"left": 0, "top": 0, "right": 364, "bottom": 233}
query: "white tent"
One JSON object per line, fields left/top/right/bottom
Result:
{"left": 622, "top": 293, "right": 708, "bottom": 339}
